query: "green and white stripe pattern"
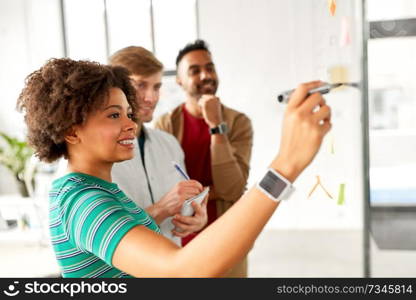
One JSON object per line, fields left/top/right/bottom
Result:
{"left": 49, "top": 173, "right": 160, "bottom": 278}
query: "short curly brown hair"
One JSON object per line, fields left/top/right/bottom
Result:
{"left": 17, "top": 58, "right": 138, "bottom": 163}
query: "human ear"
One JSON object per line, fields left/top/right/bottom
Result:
{"left": 176, "top": 75, "right": 182, "bottom": 87}
{"left": 64, "top": 126, "right": 80, "bottom": 145}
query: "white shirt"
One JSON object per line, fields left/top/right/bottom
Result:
{"left": 111, "top": 126, "right": 185, "bottom": 246}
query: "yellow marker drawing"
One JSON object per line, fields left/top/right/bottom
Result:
{"left": 337, "top": 183, "right": 346, "bottom": 205}
{"left": 308, "top": 179, "right": 319, "bottom": 198}
{"left": 308, "top": 175, "right": 334, "bottom": 199}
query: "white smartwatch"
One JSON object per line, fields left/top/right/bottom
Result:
{"left": 256, "top": 168, "right": 295, "bottom": 202}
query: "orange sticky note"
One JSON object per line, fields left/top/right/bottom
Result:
{"left": 328, "top": 0, "right": 336, "bottom": 16}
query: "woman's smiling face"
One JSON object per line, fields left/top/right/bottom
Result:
{"left": 70, "top": 87, "right": 138, "bottom": 165}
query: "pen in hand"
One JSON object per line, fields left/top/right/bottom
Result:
{"left": 172, "top": 161, "right": 190, "bottom": 180}
{"left": 277, "top": 82, "right": 359, "bottom": 103}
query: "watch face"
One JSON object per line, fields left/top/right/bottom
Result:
{"left": 219, "top": 123, "right": 228, "bottom": 134}
{"left": 210, "top": 123, "right": 228, "bottom": 134}
{"left": 259, "top": 170, "right": 287, "bottom": 198}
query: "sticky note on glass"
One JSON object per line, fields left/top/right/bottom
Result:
{"left": 328, "top": 65, "right": 349, "bottom": 84}
{"left": 328, "top": 0, "right": 336, "bottom": 16}
{"left": 337, "top": 183, "right": 345, "bottom": 205}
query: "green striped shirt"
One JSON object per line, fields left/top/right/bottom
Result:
{"left": 49, "top": 172, "right": 160, "bottom": 278}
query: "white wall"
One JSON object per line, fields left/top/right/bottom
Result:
{"left": 198, "top": 0, "right": 365, "bottom": 229}
{"left": 368, "top": 0, "right": 416, "bottom": 20}
{"left": 0, "top": 0, "right": 63, "bottom": 194}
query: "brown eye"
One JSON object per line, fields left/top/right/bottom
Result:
{"left": 189, "top": 68, "right": 200, "bottom": 76}
{"left": 108, "top": 113, "right": 120, "bottom": 119}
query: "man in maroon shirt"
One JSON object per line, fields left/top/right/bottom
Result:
{"left": 155, "top": 40, "right": 253, "bottom": 277}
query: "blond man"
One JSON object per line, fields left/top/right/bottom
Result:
{"left": 110, "top": 47, "right": 208, "bottom": 246}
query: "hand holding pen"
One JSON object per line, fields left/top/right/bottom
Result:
{"left": 154, "top": 164, "right": 203, "bottom": 221}
{"left": 170, "top": 161, "right": 208, "bottom": 233}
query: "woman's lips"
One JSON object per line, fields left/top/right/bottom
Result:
{"left": 117, "top": 138, "right": 135, "bottom": 149}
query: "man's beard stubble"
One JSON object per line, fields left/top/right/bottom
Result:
{"left": 195, "top": 79, "right": 218, "bottom": 98}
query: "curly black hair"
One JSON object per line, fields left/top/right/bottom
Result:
{"left": 175, "top": 39, "right": 211, "bottom": 66}
{"left": 16, "top": 58, "right": 138, "bottom": 163}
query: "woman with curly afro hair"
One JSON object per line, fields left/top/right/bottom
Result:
{"left": 17, "top": 58, "right": 331, "bottom": 278}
